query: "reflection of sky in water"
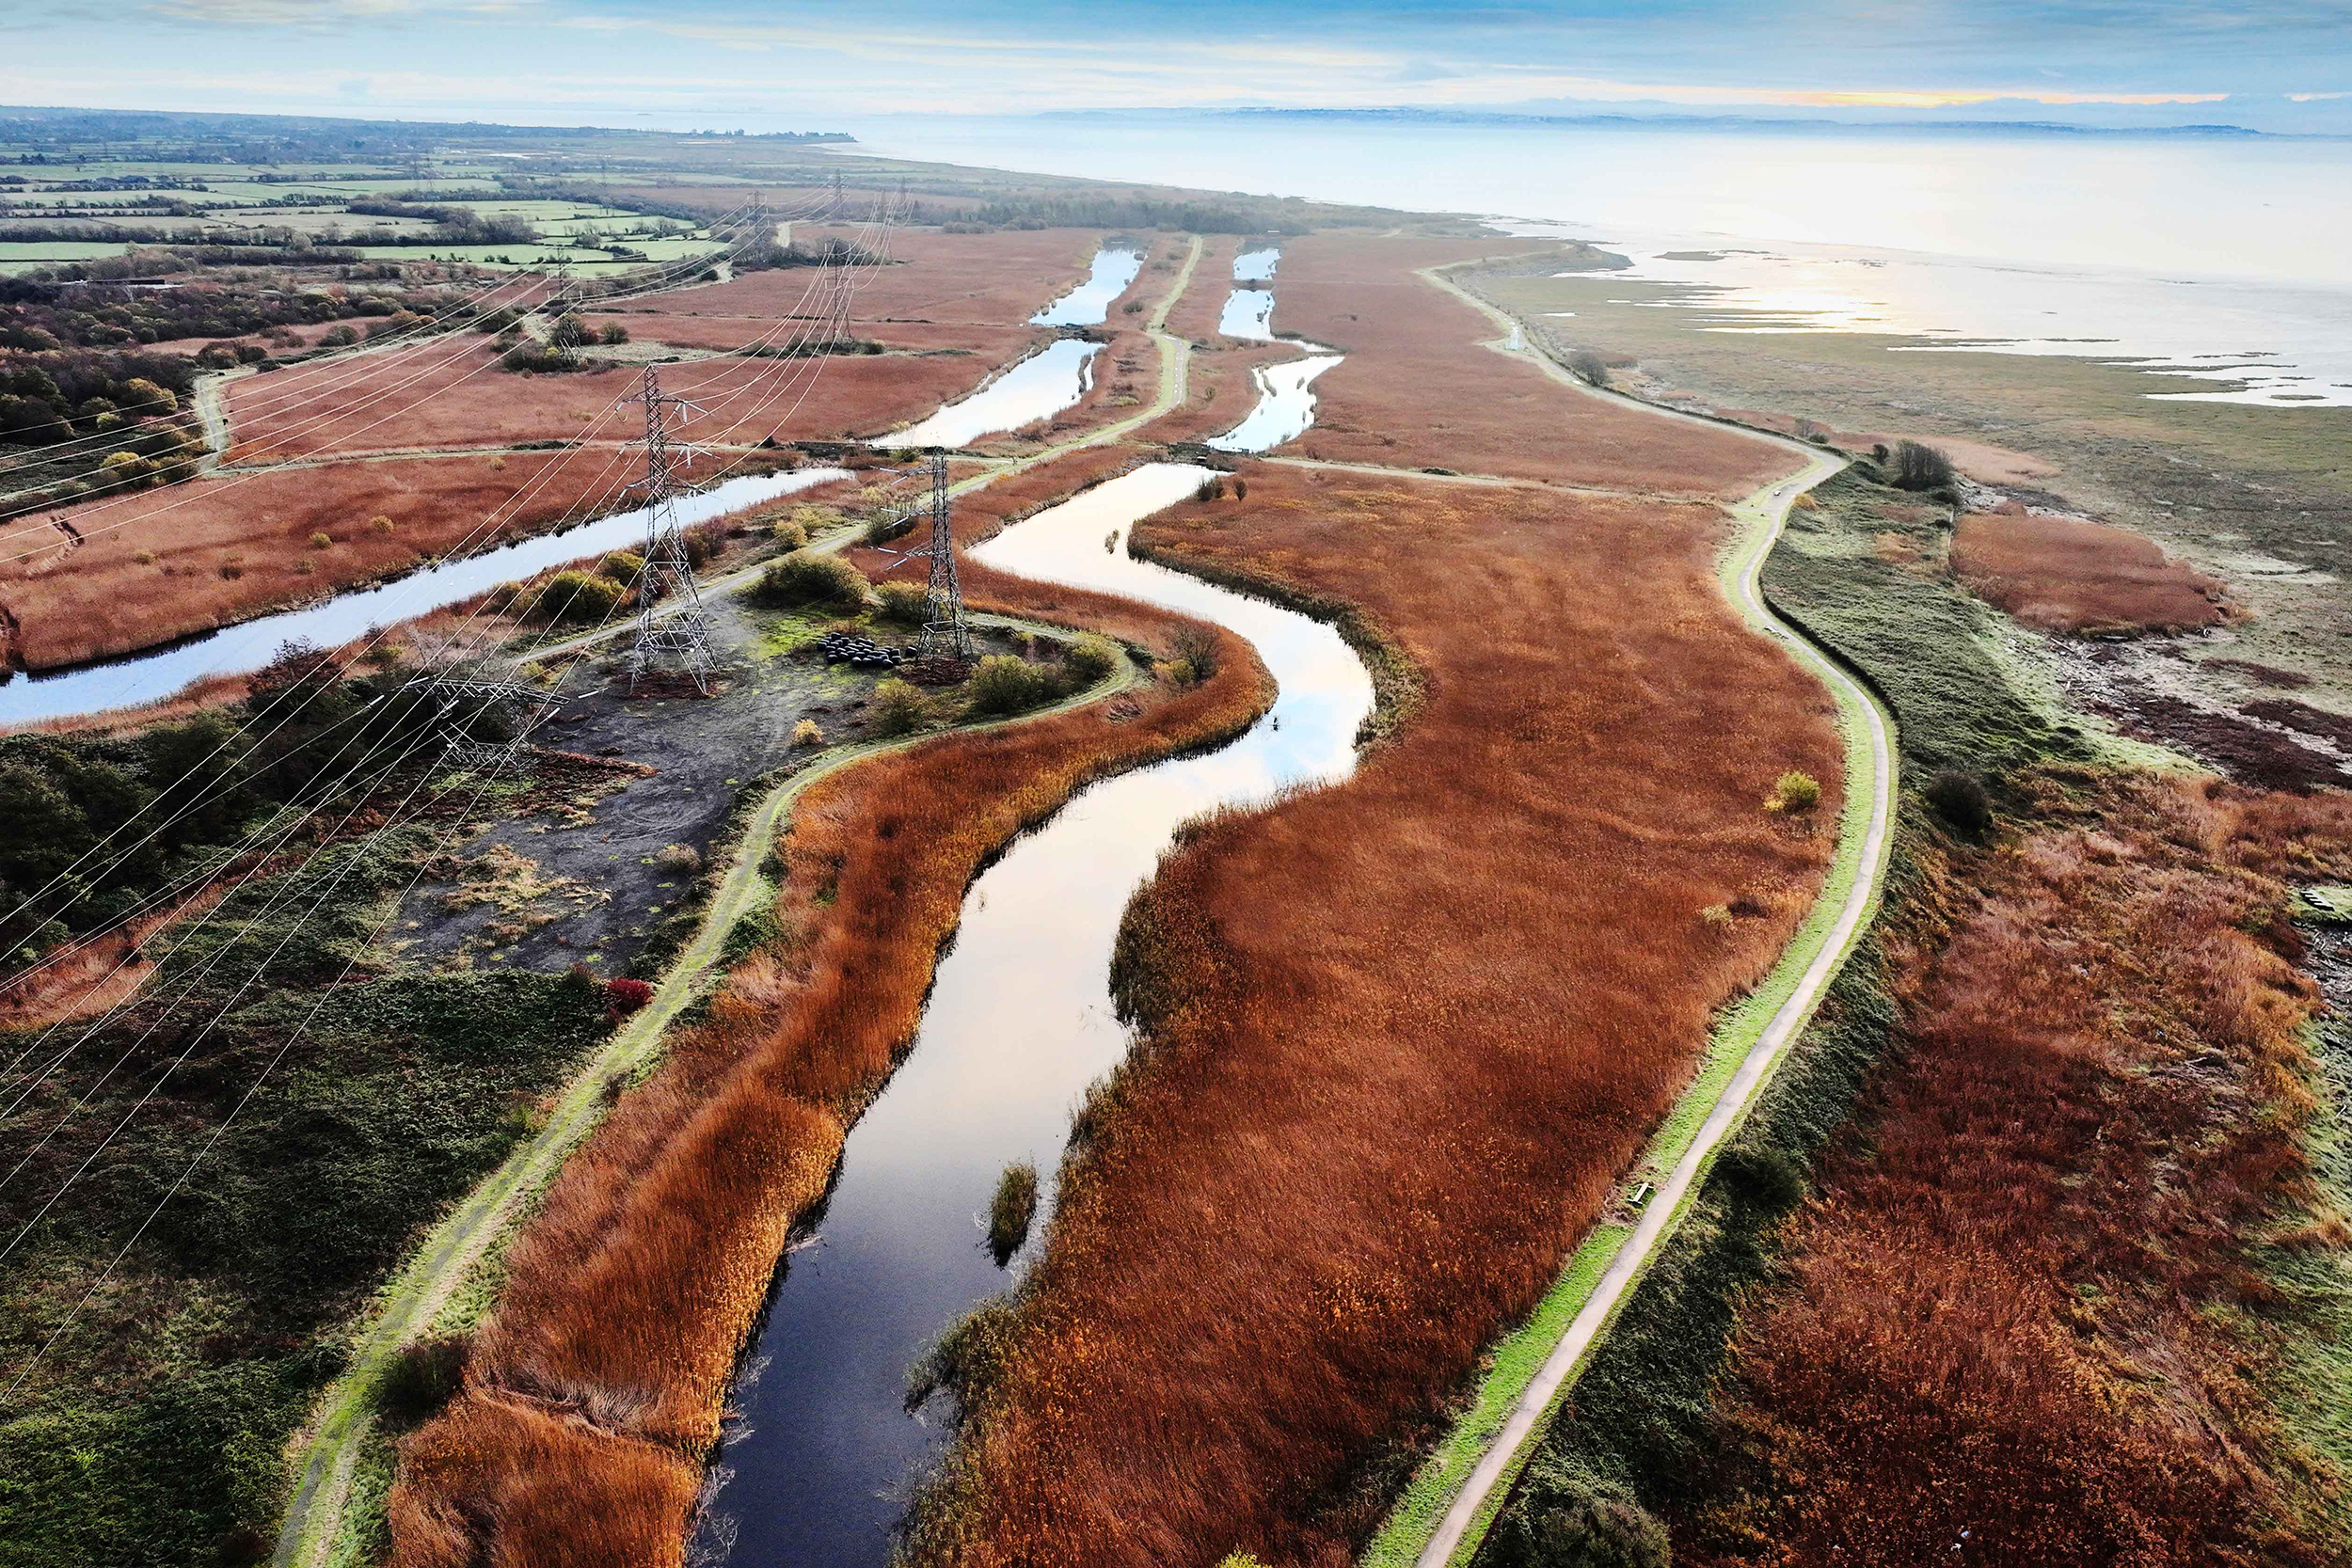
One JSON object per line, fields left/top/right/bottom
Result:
{"left": 707, "top": 465, "right": 1370, "bottom": 1568}
{"left": 876, "top": 337, "right": 1099, "bottom": 448}
{"left": 1218, "top": 285, "right": 1276, "bottom": 339}
{"left": 1029, "top": 245, "right": 1142, "bottom": 325}
{"left": 838, "top": 119, "right": 2352, "bottom": 414}
{"left": 1232, "top": 246, "right": 1279, "bottom": 283}
{"left": 1209, "top": 354, "right": 1343, "bottom": 451}
{"left": 1506, "top": 224, "right": 2352, "bottom": 407}
{"left": 3, "top": 468, "right": 848, "bottom": 726}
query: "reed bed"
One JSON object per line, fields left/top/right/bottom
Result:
{"left": 904, "top": 463, "right": 1844, "bottom": 1568}
{"left": 388, "top": 566, "right": 1273, "bottom": 1567}
{"left": 1677, "top": 771, "right": 2352, "bottom": 1566}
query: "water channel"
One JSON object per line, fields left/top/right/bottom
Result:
{"left": 875, "top": 338, "right": 1099, "bottom": 451}
{"left": 874, "top": 245, "right": 1142, "bottom": 451}
{"left": 1204, "top": 247, "right": 1345, "bottom": 452}
{"left": 1030, "top": 245, "right": 1143, "bottom": 327}
{"left": 700, "top": 463, "right": 1375, "bottom": 1565}
{"left": 0, "top": 467, "right": 848, "bottom": 728}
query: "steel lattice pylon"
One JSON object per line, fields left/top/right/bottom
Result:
{"left": 400, "top": 673, "right": 548, "bottom": 772}
{"left": 917, "top": 453, "right": 973, "bottom": 659}
{"left": 622, "top": 365, "right": 716, "bottom": 691}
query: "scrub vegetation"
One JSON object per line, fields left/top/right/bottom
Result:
{"left": 0, "top": 837, "right": 612, "bottom": 1567}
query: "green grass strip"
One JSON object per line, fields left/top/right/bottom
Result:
{"left": 1359, "top": 446, "right": 1896, "bottom": 1568}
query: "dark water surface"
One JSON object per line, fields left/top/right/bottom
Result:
{"left": 701, "top": 463, "right": 1374, "bottom": 1566}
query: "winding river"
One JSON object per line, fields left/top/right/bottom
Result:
{"left": 698, "top": 464, "right": 1375, "bottom": 1566}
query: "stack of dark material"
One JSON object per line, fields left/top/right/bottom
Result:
{"left": 815, "top": 630, "right": 906, "bottom": 669}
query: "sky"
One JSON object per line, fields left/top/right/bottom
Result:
{"left": 2, "top": 0, "right": 2349, "bottom": 134}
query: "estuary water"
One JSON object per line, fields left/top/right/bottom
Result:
{"left": 700, "top": 463, "right": 1374, "bottom": 1567}
{"left": 835, "top": 114, "right": 2352, "bottom": 406}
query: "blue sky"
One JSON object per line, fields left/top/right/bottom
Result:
{"left": 4, "top": 0, "right": 2349, "bottom": 132}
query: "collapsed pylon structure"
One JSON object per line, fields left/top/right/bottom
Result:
{"left": 623, "top": 364, "right": 716, "bottom": 691}
{"left": 401, "top": 673, "right": 548, "bottom": 771}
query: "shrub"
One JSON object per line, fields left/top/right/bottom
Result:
{"left": 377, "top": 1335, "right": 469, "bottom": 1430}
{"left": 876, "top": 580, "right": 930, "bottom": 626}
{"left": 604, "top": 975, "right": 654, "bottom": 1017}
{"left": 767, "top": 515, "right": 809, "bottom": 549}
{"left": 1232, "top": 477, "right": 1248, "bottom": 500}
{"left": 320, "top": 324, "right": 358, "bottom": 347}
{"left": 1708, "top": 1144, "right": 1807, "bottom": 1214}
{"left": 792, "top": 718, "right": 821, "bottom": 747}
{"left": 368, "top": 515, "right": 394, "bottom": 534}
{"left": 1567, "top": 349, "right": 1611, "bottom": 387}
{"left": 1485, "top": 1463, "right": 1669, "bottom": 1568}
{"left": 870, "top": 677, "right": 928, "bottom": 736}
{"left": 596, "top": 549, "right": 644, "bottom": 586}
{"left": 988, "top": 1160, "right": 1039, "bottom": 1266}
{"left": 1062, "top": 634, "right": 1120, "bottom": 686}
{"left": 548, "top": 313, "right": 594, "bottom": 349}
{"left": 1766, "top": 769, "right": 1821, "bottom": 814}
{"left": 132, "top": 548, "right": 155, "bottom": 565}
{"left": 966, "top": 655, "right": 1052, "bottom": 717}
{"left": 1164, "top": 624, "right": 1220, "bottom": 688}
{"left": 95, "top": 450, "right": 154, "bottom": 490}
{"left": 523, "top": 569, "right": 626, "bottom": 626}
{"left": 751, "top": 550, "right": 871, "bottom": 610}
{"left": 1889, "top": 438, "right": 1957, "bottom": 494}
{"left": 1700, "top": 902, "right": 1733, "bottom": 928}
{"left": 475, "top": 307, "right": 523, "bottom": 334}
{"left": 1194, "top": 476, "right": 1228, "bottom": 503}
{"left": 654, "top": 843, "right": 702, "bottom": 875}
{"left": 308, "top": 531, "right": 332, "bottom": 550}
{"left": 119, "top": 375, "right": 177, "bottom": 416}
{"left": 1924, "top": 768, "right": 1994, "bottom": 836}
{"left": 599, "top": 323, "right": 629, "bottom": 345}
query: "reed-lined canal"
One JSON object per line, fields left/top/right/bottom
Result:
{"left": 698, "top": 463, "right": 1375, "bottom": 1566}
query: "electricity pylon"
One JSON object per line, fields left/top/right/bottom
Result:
{"left": 622, "top": 365, "right": 715, "bottom": 691}
{"left": 917, "top": 453, "right": 972, "bottom": 659}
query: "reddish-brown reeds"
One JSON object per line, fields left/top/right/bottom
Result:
{"left": 388, "top": 560, "right": 1274, "bottom": 1568}
{"left": 0, "top": 451, "right": 844, "bottom": 672}
{"left": 903, "top": 459, "right": 1842, "bottom": 1568}
{"left": 1680, "top": 772, "right": 2352, "bottom": 1567}
{"left": 1278, "top": 232, "right": 1788, "bottom": 497}
{"left": 1951, "top": 509, "right": 2231, "bottom": 633}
